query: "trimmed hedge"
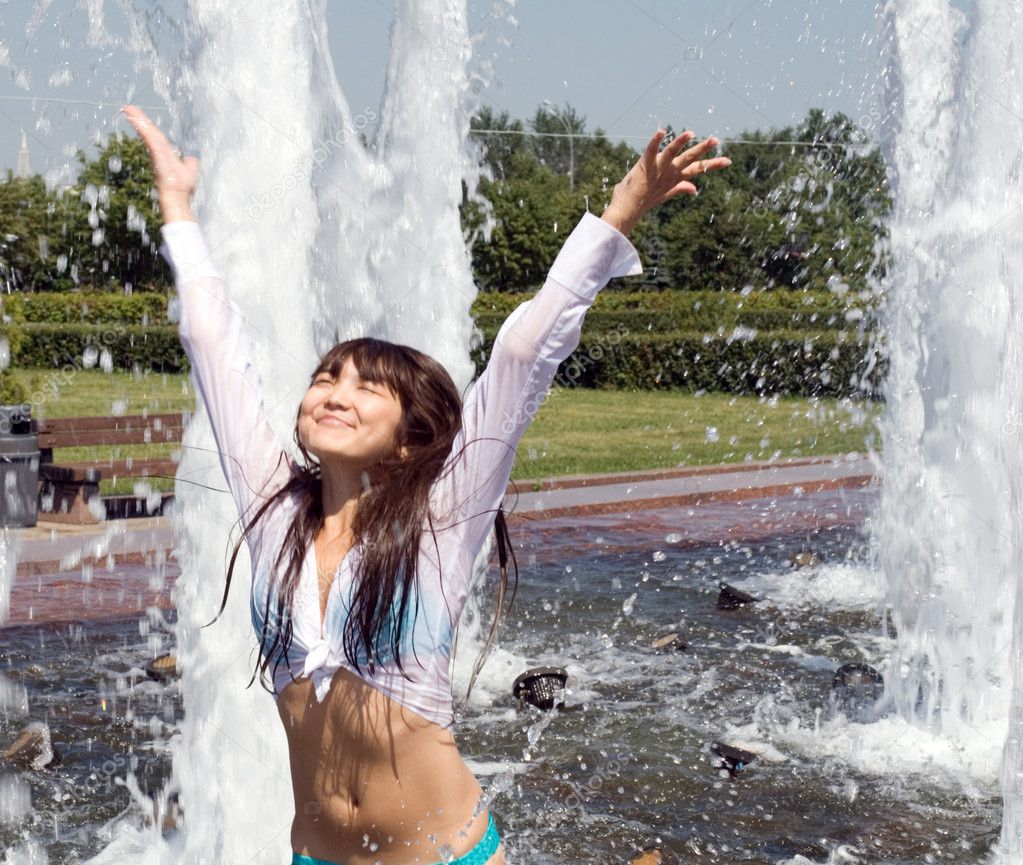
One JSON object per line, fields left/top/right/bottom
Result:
{"left": 17, "top": 323, "right": 186, "bottom": 372}
{"left": 477, "top": 299, "right": 872, "bottom": 336}
{"left": 470, "top": 327, "right": 883, "bottom": 398}
{"left": 13, "top": 322, "right": 882, "bottom": 397}
{"left": 8, "top": 289, "right": 870, "bottom": 336}
{"left": 472, "top": 287, "right": 855, "bottom": 314}
{"left": 735, "top": 309, "right": 856, "bottom": 331}
{"left": 473, "top": 288, "right": 865, "bottom": 331}
{"left": 2, "top": 292, "right": 170, "bottom": 325}
{"left": 474, "top": 309, "right": 724, "bottom": 335}
{"left": 478, "top": 309, "right": 875, "bottom": 336}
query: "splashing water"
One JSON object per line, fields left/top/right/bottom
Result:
{"left": 62, "top": 1, "right": 497, "bottom": 862}
{"left": 0, "top": 519, "right": 28, "bottom": 849}
{"left": 0, "top": 529, "right": 20, "bottom": 626}
{"left": 876, "top": 0, "right": 1023, "bottom": 858}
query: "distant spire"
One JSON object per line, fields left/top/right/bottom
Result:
{"left": 15, "top": 130, "right": 31, "bottom": 179}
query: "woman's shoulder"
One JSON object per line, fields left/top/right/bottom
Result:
{"left": 245, "top": 466, "right": 307, "bottom": 547}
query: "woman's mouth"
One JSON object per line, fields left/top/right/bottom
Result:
{"left": 317, "top": 416, "right": 353, "bottom": 429}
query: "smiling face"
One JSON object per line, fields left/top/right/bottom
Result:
{"left": 297, "top": 356, "right": 405, "bottom": 468}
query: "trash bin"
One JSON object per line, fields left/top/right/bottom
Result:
{"left": 0, "top": 405, "right": 39, "bottom": 529}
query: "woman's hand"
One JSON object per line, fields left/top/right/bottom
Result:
{"left": 602, "top": 129, "right": 731, "bottom": 236}
{"left": 120, "top": 104, "right": 199, "bottom": 223}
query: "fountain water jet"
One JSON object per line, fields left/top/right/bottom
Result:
{"left": 877, "top": 0, "right": 1023, "bottom": 857}
{"left": 81, "top": 1, "right": 496, "bottom": 862}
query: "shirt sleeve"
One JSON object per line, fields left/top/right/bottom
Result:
{"left": 431, "top": 211, "right": 642, "bottom": 562}
{"left": 159, "top": 221, "right": 294, "bottom": 530}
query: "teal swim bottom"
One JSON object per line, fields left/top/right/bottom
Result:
{"left": 291, "top": 811, "right": 501, "bottom": 865}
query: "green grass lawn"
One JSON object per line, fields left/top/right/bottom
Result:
{"left": 9, "top": 368, "right": 879, "bottom": 496}
{"left": 513, "top": 386, "right": 879, "bottom": 483}
{"left": 12, "top": 367, "right": 194, "bottom": 417}
{"left": 11, "top": 368, "right": 192, "bottom": 495}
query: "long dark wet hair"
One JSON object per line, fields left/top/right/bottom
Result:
{"left": 203, "top": 337, "right": 517, "bottom": 705}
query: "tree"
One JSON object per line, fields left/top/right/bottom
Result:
{"left": 630, "top": 110, "right": 892, "bottom": 294}
{"left": 469, "top": 107, "right": 528, "bottom": 180}
{"left": 0, "top": 174, "right": 53, "bottom": 292}
{"left": 530, "top": 103, "right": 588, "bottom": 190}
{"left": 67, "top": 133, "right": 168, "bottom": 291}
{"left": 467, "top": 154, "right": 579, "bottom": 292}
{"left": 461, "top": 104, "right": 892, "bottom": 295}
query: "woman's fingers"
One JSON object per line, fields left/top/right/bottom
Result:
{"left": 666, "top": 153, "right": 732, "bottom": 201}
{"left": 658, "top": 179, "right": 699, "bottom": 205}
{"left": 120, "top": 103, "right": 198, "bottom": 202}
{"left": 642, "top": 129, "right": 668, "bottom": 166}
{"left": 660, "top": 130, "right": 696, "bottom": 162}
{"left": 121, "top": 105, "right": 172, "bottom": 158}
{"left": 653, "top": 134, "right": 730, "bottom": 192}
{"left": 591, "top": 124, "right": 732, "bottom": 234}
{"left": 681, "top": 155, "right": 733, "bottom": 179}
{"left": 673, "top": 135, "right": 721, "bottom": 169}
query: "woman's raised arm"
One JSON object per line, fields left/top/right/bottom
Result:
{"left": 430, "top": 129, "right": 731, "bottom": 565}
{"left": 122, "top": 105, "right": 293, "bottom": 532}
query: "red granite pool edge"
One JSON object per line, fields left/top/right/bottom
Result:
{"left": 15, "top": 549, "right": 180, "bottom": 578}
{"left": 14, "top": 461, "right": 875, "bottom": 576}
{"left": 7, "top": 472, "right": 875, "bottom": 625}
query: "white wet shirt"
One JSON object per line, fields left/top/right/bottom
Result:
{"left": 160, "top": 212, "right": 642, "bottom": 729}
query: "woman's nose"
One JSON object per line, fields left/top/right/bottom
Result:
{"left": 322, "top": 381, "right": 354, "bottom": 409}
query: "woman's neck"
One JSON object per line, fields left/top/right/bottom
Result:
{"left": 319, "top": 466, "right": 370, "bottom": 539}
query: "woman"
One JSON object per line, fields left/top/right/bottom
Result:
{"left": 122, "top": 103, "right": 729, "bottom": 865}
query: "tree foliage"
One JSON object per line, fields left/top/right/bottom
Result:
{"left": 71, "top": 134, "right": 165, "bottom": 291}
{"left": 1, "top": 107, "right": 890, "bottom": 302}
{"left": 0, "top": 174, "right": 55, "bottom": 292}
{"left": 466, "top": 104, "right": 891, "bottom": 295}
{"left": 0, "top": 134, "right": 167, "bottom": 293}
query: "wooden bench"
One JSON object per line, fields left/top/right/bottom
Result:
{"left": 36, "top": 412, "right": 188, "bottom": 524}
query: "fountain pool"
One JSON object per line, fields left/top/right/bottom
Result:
{"left": 5, "top": 487, "right": 1005, "bottom": 865}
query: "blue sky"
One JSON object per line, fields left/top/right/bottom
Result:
{"left": 0, "top": 1, "right": 881, "bottom": 181}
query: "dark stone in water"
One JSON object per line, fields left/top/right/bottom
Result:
{"left": 512, "top": 666, "right": 567, "bottom": 711}
{"left": 629, "top": 846, "right": 679, "bottom": 865}
{"left": 717, "top": 583, "right": 758, "bottom": 610}
{"left": 789, "top": 550, "right": 820, "bottom": 568}
{"left": 146, "top": 653, "right": 178, "bottom": 683}
{"left": 147, "top": 790, "right": 182, "bottom": 834}
{"left": 832, "top": 663, "right": 884, "bottom": 716}
{"left": 711, "top": 740, "right": 757, "bottom": 775}
{"left": 2, "top": 721, "right": 61, "bottom": 770}
{"left": 649, "top": 632, "right": 687, "bottom": 653}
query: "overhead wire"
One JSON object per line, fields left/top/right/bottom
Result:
{"left": 0, "top": 95, "right": 867, "bottom": 149}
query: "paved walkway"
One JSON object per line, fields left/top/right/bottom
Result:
{"left": 502, "top": 454, "right": 873, "bottom": 521}
{"left": 11, "top": 455, "right": 874, "bottom": 577}
{"left": 14, "top": 516, "right": 175, "bottom": 575}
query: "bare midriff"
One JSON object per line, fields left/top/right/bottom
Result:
{"left": 278, "top": 666, "right": 503, "bottom": 865}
